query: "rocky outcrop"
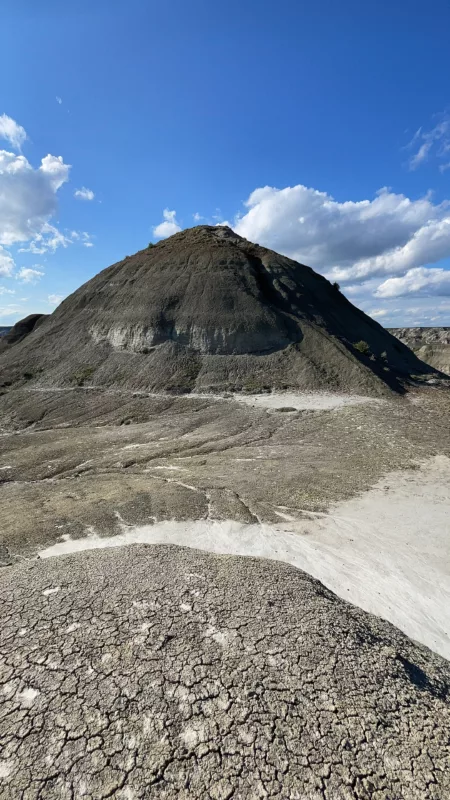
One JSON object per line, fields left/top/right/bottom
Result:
{"left": 389, "top": 327, "right": 450, "bottom": 376}
{"left": 0, "top": 227, "right": 443, "bottom": 395}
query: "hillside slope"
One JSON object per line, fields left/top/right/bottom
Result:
{"left": 0, "top": 226, "right": 442, "bottom": 395}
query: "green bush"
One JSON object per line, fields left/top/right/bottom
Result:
{"left": 354, "top": 340, "right": 371, "bottom": 356}
{"left": 69, "top": 366, "right": 94, "bottom": 386}
{"left": 332, "top": 281, "right": 341, "bottom": 291}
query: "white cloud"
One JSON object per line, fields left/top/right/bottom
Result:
{"left": 18, "top": 224, "right": 71, "bottom": 254}
{"left": 376, "top": 267, "right": 450, "bottom": 298}
{"left": 232, "top": 183, "right": 450, "bottom": 285}
{"left": 0, "top": 286, "right": 15, "bottom": 295}
{"left": 368, "top": 308, "right": 388, "bottom": 318}
{"left": 56, "top": 96, "right": 62, "bottom": 105}
{"left": 16, "top": 267, "right": 44, "bottom": 284}
{"left": 328, "top": 217, "right": 450, "bottom": 283}
{"left": 0, "top": 150, "right": 70, "bottom": 246}
{"left": 406, "top": 114, "right": 450, "bottom": 171}
{"left": 83, "top": 241, "right": 94, "bottom": 247}
{"left": 440, "top": 162, "right": 450, "bottom": 173}
{"left": 48, "top": 293, "right": 64, "bottom": 306}
{"left": 74, "top": 186, "right": 95, "bottom": 201}
{"left": 193, "top": 212, "right": 204, "bottom": 221}
{"left": 409, "top": 141, "right": 432, "bottom": 170}
{"left": 0, "top": 247, "right": 15, "bottom": 277}
{"left": 0, "top": 114, "right": 27, "bottom": 151}
{"left": 0, "top": 304, "right": 25, "bottom": 318}
{"left": 153, "top": 209, "right": 181, "bottom": 239}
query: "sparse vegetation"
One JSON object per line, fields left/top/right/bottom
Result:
{"left": 148, "top": 242, "right": 155, "bottom": 248}
{"left": 23, "top": 372, "right": 34, "bottom": 380}
{"left": 332, "top": 281, "right": 341, "bottom": 291}
{"left": 354, "top": 340, "right": 371, "bottom": 356}
{"left": 69, "top": 366, "right": 95, "bottom": 386}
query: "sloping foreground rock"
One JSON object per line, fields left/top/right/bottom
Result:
{"left": 1, "top": 544, "right": 448, "bottom": 799}
{"left": 0, "top": 226, "right": 440, "bottom": 396}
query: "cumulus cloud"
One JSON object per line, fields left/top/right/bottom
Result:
{"left": 153, "top": 209, "right": 181, "bottom": 239}
{"left": 16, "top": 267, "right": 44, "bottom": 284}
{"left": 48, "top": 293, "right": 64, "bottom": 306}
{"left": 0, "top": 114, "right": 27, "bottom": 151}
{"left": 376, "top": 267, "right": 450, "bottom": 298}
{"left": 74, "top": 186, "right": 95, "bottom": 201}
{"left": 0, "top": 150, "right": 70, "bottom": 246}
{"left": 232, "top": 184, "right": 450, "bottom": 285}
{"left": 0, "top": 286, "right": 15, "bottom": 295}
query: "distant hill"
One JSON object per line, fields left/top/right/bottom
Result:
{"left": 0, "top": 314, "right": 48, "bottom": 352}
{"left": 389, "top": 327, "right": 450, "bottom": 376}
{"left": 0, "top": 326, "right": 12, "bottom": 337}
{"left": 0, "top": 226, "right": 443, "bottom": 395}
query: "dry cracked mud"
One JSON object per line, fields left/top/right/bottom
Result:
{"left": 1, "top": 545, "right": 450, "bottom": 800}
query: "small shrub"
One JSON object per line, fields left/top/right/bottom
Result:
{"left": 354, "top": 340, "right": 371, "bottom": 356}
{"left": 380, "top": 351, "right": 388, "bottom": 361}
{"left": 23, "top": 372, "right": 34, "bottom": 380}
{"left": 69, "top": 366, "right": 94, "bottom": 387}
{"left": 332, "top": 281, "right": 341, "bottom": 291}
{"left": 148, "top": 242, "right": 155, "bottom": 248}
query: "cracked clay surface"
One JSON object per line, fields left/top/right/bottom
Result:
{"left": 1, "top": 544, "right": 449, "bottom": 799}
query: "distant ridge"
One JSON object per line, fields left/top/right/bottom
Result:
{"left": 389, "top": 327, "right": 450, "bottom": 377}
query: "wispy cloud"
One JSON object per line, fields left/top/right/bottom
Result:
{"left": 368, "top": 308, "right": 388, "bottom": 318}
{"left": 74, "top": 186, "right": 95, "bottom": 201}
{"left": 56, "top": 96, "right": 62, "bottom": 105}
{"left": 405, "top": 113, "right": 450, "bottom": 171}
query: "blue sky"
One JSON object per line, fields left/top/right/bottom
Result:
{"left": 1, "top": 0, "right": 450, "bottom": 325}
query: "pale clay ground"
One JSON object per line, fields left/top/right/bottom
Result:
{"left": 1, "top": 389, "right": 449, "bottom": 660}
{"left": 39, "top": 452, "right": 450, "bottom": 660}
{"left": 231, "top": 391, "right": 383, "bottom": 411}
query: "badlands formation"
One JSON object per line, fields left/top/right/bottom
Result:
{"left": 389, "top": 327, "right": 450, "bottom": 377}
{"left": 0, "top": 226, "right": 449, "bottom": 799}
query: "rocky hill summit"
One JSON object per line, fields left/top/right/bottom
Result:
{"left": 0, "top": 226, "right": 441, "bottom": 395}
